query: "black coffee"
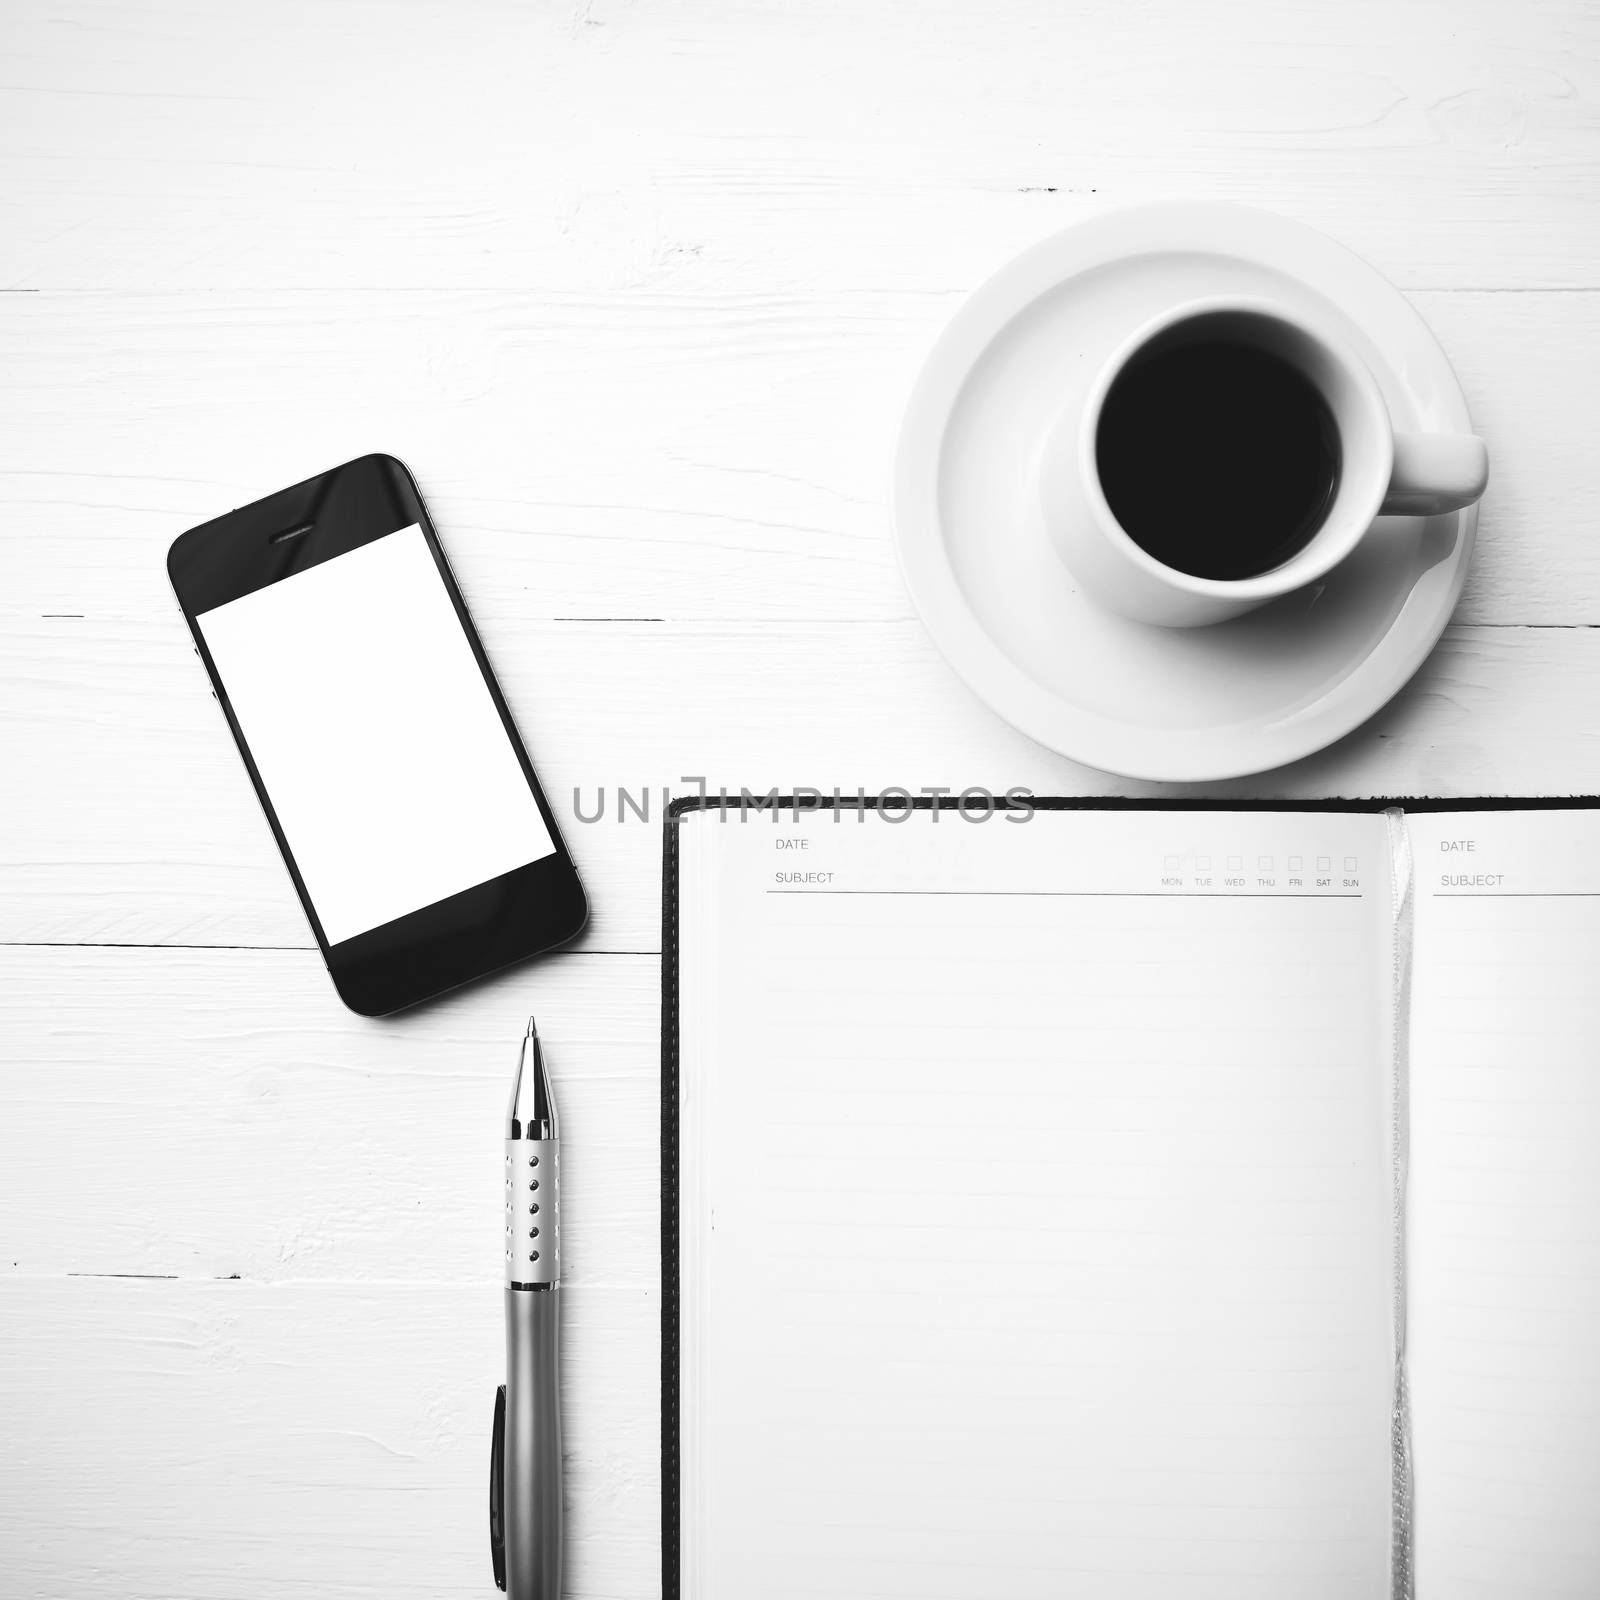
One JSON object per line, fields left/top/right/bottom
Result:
{"left": 1095, "top": 337, "right": 1341, "bottom": 581}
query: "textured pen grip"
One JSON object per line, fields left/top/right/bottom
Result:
{"left": 505, "top": 1138, "right": 558, "bottom": 1286}
{"left": 505, "top": 1287, "right": 562, "bottom": 1600}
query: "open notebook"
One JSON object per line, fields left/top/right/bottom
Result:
{"left": 662, "top": 798, "right": 1600, "bottom": 1600}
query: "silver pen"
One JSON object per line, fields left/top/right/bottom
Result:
{"left": 490, "top": 1018, "right": 562, "bottom": 1598}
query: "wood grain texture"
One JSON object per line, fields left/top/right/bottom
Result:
{"left": 0, "top": 1277, "right": 657, "bottom": 1598}
{"left": 0, "top": 947, "right": 659, "bottom": 1285}
{"left": 5, "top": 618, "right": 1600, "bottom": 953}
{"left": 4, "top": 0, "right": 1599, "bottom": 1593}
{"left": 0, "top": 947, "right": 661, "bottom": 1597}
{"left": 2, "top": 290, "right": 1597, "bottom": 626}
{"left": 3, "top": 0, "right": 1598, "bottom": 293}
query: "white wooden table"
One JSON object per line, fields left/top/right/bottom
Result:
{"left": 3, "top": 3, "right": 1597, "bottom": 1595}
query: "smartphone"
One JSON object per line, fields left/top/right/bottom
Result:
{"left": 168, "top": 454, "right": 587, "bottom": 1015}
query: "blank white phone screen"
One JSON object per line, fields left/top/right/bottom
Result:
{"left": 196, "top": 524, "right": 555, "bottom": 945}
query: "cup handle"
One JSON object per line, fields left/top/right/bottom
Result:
{"left": 1380, "top": 433, "right": 1489, "bottom": 517}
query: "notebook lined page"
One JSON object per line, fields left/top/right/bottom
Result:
{"left": 678, "top": 806, "right": 1397, "bottom": 1600}
{"left": 1408, "top": 809, "right": 1600, "bottom": 1599}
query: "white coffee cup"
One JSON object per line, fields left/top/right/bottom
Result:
{"left": 1036, "top": 294, "right": 1489, "bottom": 627}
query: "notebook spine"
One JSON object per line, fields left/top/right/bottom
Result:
{"left": 661, "top": 807, "right": 684, "bottom": 1600}
{"left": 1384, "top": 806, "right": 1415, "bottom": 1600}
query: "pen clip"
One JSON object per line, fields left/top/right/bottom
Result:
{"left": 489, "top": 1385, "right": 507, "bottom": 1590}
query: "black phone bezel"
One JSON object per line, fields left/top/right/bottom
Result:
{"left": 167, "top": 453, "right": 588, "bottom": 1016}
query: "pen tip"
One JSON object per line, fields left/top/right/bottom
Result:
{"left": 525, "top": 1015, "right": 538, "bottom": 1040}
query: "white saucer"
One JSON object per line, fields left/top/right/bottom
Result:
{"left": 892, "top": 204, "right": 1478, "bottom": 783}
